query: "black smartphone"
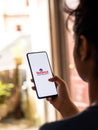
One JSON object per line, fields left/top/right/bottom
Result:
{"left": 26, "top": 51, "right": 58, "bottom": 99}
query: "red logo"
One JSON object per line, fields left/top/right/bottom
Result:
{"left": 36, "top": 68, "right": 49, "bottom": 75}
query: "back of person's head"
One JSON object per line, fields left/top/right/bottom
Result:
{"left": 64, "top": 0, "right": 98, "bottom": 77}
{"left": 65, "top": 0, "right": 98, "bottom": 44}
{"left": 74, "top": 0, "right": 98, "bottom": 44}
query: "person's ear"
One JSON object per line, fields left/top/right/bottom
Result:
{"left": 79, "top": 35, "right": 89, "bottom": 61}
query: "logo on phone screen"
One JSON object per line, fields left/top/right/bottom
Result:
{"left": 36, "top": 68, "right": 49, "bottom": 76}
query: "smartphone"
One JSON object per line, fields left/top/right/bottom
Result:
{"left": 26, "top": 51, "right": 58, "bottom": 99}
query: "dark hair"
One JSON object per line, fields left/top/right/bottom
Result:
{"left": 64, "top": 0, "right": 98, "bottom": 76}
{"left": 64, "top": 0, "right": 98, "bottom": 46}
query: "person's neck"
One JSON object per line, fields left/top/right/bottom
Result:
{"left": 88, "top": 80, "right": 98, "bottom": 106}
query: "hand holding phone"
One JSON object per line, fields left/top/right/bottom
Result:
{"left": 26, "top": 51, "right": 58, "bottom": 99}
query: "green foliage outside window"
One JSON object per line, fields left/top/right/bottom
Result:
{"left": 0, "top": 81, "right": 14, "bottom": 104}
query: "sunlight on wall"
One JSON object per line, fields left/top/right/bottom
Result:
{"left": 29, "top": 0, "right": 51, "bottom": 56}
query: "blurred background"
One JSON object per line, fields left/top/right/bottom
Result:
{"left": 0, "top": 0, "right": 89, "bottom": 129}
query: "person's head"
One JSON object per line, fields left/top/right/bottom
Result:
{"left": 64, "top": 0, "right": 98, "bottom": 82}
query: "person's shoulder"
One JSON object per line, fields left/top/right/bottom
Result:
{"left": 39, "top": 114, "right": 83, "bottom": 130}
{"left": 79, "top": 105, "right": 98, "bottom": 117}
{"left": 39, "top": 120, "right": 70, "bottom": 130}
{"left": 39, "top": 106, "right": 98, "bottom": 130}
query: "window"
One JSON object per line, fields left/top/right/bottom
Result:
{"left": 49, "top": 0, "right": 89, "bottom": 114}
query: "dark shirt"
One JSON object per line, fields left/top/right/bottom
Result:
{"left": 39, "top": 105, "right": 98, "bottom": 130}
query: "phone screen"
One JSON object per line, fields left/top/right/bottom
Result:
{"left": 26, "top": 51, "right": 58, "bottom": 99}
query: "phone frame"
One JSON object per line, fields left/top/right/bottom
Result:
{"left": 26, "top": 51, "right": 58, "bottom": 99}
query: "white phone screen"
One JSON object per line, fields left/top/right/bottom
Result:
{"left": 27, "top": 51, "right": 58, "bottom": 99}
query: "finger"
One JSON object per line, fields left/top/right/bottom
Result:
{"left": 46, "top": 97, "right": 56, "bottom": 103}
{"left": 46, "top": 97, "right": 53, "bottom": 101}
{"left": 32, "top": 86, "right": 36, "bottom": 90}
{"left": 31, "top": 79, "right": 34, "bottom": 82}
{"left": 49, "top": 76, "right": 65, "bottom": 86}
